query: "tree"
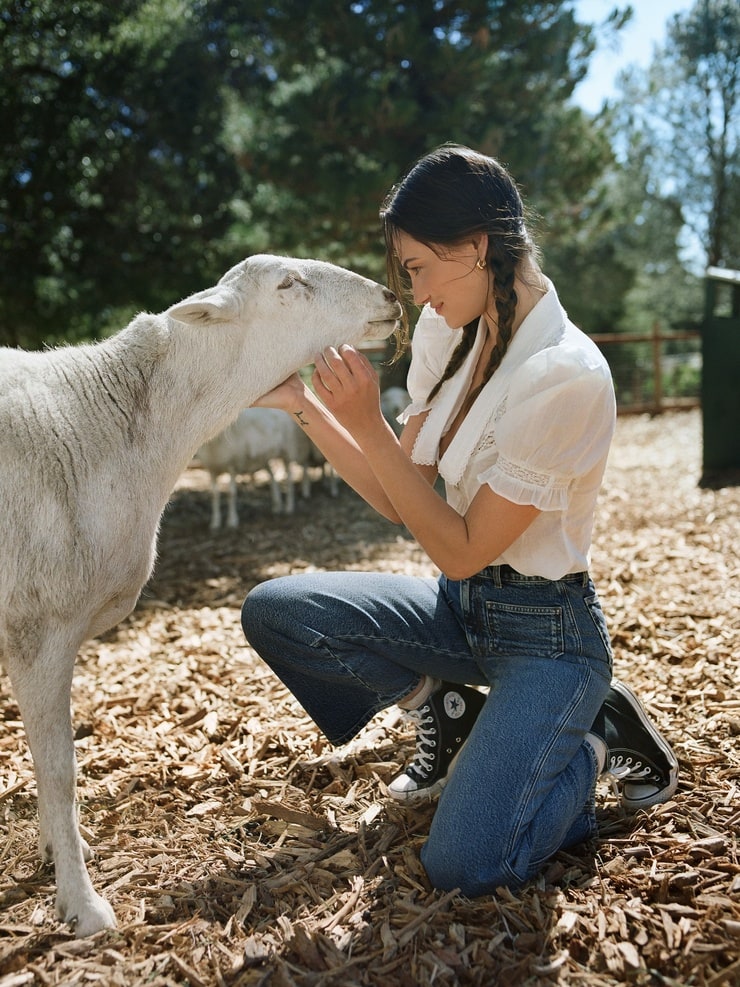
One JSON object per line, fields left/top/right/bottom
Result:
{"left": 0, "top": 0, "right": 246, "bottom": 347}
{"left": 613, "top": 0, "right": 740, "bottom": 271}
{"left": 0, "top": 0, "right": 621, "bottom": 348}
{"left": 223, "top": 0, "right": 613, "bottom": 288}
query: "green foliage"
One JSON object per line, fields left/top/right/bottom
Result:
{"left": 223, "top": 0, "right": 609, "bottom": 286}
{"left": 1, "top": 0, "right": 687, "bottom": 351}
{"left": 664, "top": 359, "right": 701, "bottom": 399}
{"left": 611, "top": 0, "right": 740, "bottom": 272}
{"left": 591, "top": 127, "right": 703, "bottom": 334}
{"left": 0, "top": 0, "right": 243, "bottom": 346}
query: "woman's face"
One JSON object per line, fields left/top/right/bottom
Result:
{"left": 395, "top": 231, "right": 489, "bottom": 331}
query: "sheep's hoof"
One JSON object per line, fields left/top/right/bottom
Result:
{"left": 58, "top": 892, "right": 117, "bottom": 938}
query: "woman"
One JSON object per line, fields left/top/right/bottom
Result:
{"left": 241, "top": 144, "right": 678, "bottom": 895}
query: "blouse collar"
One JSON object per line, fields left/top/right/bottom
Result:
{"left": 412, "top": 285, "right": 567, "bottom": 485}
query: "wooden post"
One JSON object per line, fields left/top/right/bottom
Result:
{"left": 652, "top": 320, "right": 662, "bottom": 415}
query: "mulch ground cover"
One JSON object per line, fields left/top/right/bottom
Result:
{"left": 1, "top": 407, "right": 738, "bottom": 986}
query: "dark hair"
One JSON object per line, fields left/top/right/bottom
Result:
{"left": 380, "top": 143, "right": 537, "bottom": 400}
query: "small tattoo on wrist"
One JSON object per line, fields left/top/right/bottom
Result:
{"left": 294, "top": 410, "right": 309, "bottom": 427}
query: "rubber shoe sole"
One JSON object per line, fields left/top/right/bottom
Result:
{"left": 386, "top": 745, "right": 465, "bottom": 803}
{"left": 611, "top": 680, "right": 679, "bottom": 810}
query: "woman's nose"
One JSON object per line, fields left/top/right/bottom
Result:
{"left": 411, "top": 282, "right": 427, "bottom": 306}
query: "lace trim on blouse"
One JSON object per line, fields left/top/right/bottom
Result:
{"left": 479, "top": 452, "right": 572, "bottom": 512}
{"left": 496, "top": 454, "right": 563, "bottom": 491}
{"left": 467, "top": 398, "right": 506, "bottom": 458}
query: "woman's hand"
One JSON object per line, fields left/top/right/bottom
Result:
{"left": 312, "top": 345, "right": 386, "bottom": 441}
{"left": 252, "top": 372, "right": 307, "bottom": 412}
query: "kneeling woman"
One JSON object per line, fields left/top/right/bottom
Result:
{"left": 241, "top": 144, "right": 678, "bottom": 895}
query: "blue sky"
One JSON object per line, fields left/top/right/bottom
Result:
{"left": 572, "top": 0, "right": 694, "bottom": 112}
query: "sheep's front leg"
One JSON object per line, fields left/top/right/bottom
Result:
{"left": 266, "top": 463, "right": 283, "bottom": 514}
{"left": 326, "top": 463, "right": 339, "bottom": 497}
{"left": 226, "top": 472, "right": 240, "bottom": 528}
{"left": 7, "top": 643, "right": 116, "bottom": 937}
{"left": 209, "top": 474, "right": 222, "bottom": 530}
{"left": 283, "top": 459, "right": 296, "bottom": 515}
{"left": 301, "top": 464, "right": 312, "bottom": 500}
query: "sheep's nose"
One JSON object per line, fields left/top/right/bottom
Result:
{"left": 383, "top": 288, "right": 397, "bottom": 303}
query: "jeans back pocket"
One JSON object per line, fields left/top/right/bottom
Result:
{"left": 484, "top": 600, "right": 565, "bottom": 659}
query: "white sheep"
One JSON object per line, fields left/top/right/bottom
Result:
{"left": 298, "top": 431, "right": 340, "bottom": 500}
{"left": 273, "top": 414, "right": 342, "bottom": 503}
{"left": 195, "top": 406, "right": 313, "bottom": 528}
{"left": 380, "top": 385, "right": 410, "bottom": 436}
{"left": 0, "top": 254, "right": 400, "bottom": 937}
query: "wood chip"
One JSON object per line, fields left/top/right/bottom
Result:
{"left": 1, "top": 410, "right": 738, "bottom": 986}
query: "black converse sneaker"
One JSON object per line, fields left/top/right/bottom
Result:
{"left": 387, "top": 682, "right": 486, "bottom": 802}
{"left": 591, "top": 680, "right": 679, "bottom": 810}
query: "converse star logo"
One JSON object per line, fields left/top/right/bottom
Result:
{"left": 443, "top": 690, "right": 466, "bottom": 719}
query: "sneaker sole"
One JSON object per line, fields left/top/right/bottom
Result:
{"left": 386, "top": 774, "right": 448, "bottom": 803}
{"left": 610, "top": 680, "right": 679, "bottom": 810}
{"left": 386, "top": 744, "right": 465, "bottom": 804}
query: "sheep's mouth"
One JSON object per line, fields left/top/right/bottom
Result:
{"left": 365, "top": 317, "right": 400, "bottom": 340}
{"left": 367, "top": 301, "right": 403, "bottom": 339}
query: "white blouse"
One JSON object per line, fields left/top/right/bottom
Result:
{"left": 398, "top": 286, "right": 616, "bottom": 579}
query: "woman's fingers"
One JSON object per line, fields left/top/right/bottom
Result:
{"left": 252, "top": 373, "right": 303, "bottom": 409}
{"left": 312, "top": 349, "right": 338, "bottom": 395}
{"left": 312, "top": 345, "right": 380, "bottom": 426}
{"left": 337, "top": 344, "right": 375, "bottom": 377}
{"left": 314, "top": 346, "right": 356, "bottom": 392}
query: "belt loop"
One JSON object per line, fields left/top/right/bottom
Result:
{"left": 492, "top": 565, "right": 503, "bottom": 587}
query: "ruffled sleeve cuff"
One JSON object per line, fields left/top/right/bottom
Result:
{"left": 479, "top": 455, "right": 571, "bottom": 512}
{"left": 397, "top": 399, "right": 430, "bottom": 426}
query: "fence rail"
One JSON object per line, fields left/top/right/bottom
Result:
{"left": 369, "top": 322, "right": 703, "bottom": 417}
{"left": 589, "top": 323, "right": 701, "bottom": 415}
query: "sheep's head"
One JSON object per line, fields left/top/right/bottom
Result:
{"left": 167, "top": 255, "right": 401, "bottom": 355}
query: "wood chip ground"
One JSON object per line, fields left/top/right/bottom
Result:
{"left": 1, "top": 408, "right": 738, "bottom": 986}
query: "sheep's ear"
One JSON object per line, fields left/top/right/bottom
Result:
{"left": 167, "top": 286, "right": 238, "bottom": 325}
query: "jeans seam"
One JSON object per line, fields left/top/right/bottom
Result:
{"left": 502, "top": 667, "right": 595, "bottom": 882}
{"left": 562, "top": 584, "right": 584, "bottom": 656}
{"left": 320, "top": 632, "right": 467, "bottom": 664}
{"left": 581, "top": 741, "right": 600, "bottom": 839}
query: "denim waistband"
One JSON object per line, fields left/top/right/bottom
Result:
{"left": 477, "top": 565, "right": 590, "bottom": 587}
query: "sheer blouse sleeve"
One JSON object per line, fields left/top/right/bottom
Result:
{"left": 479, "top": 343, "right": 616, "bottom": 511}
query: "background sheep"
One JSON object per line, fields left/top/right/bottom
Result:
{"left": 298, "top": 430, "right": 340, "bottom": 500}
{"left": 0, "top": 253, "right": 400, "bottom": 937}
{"left": 195, "top": 407, "right": 315, "bottom": 528}
{"left": 380, "top": 385, "right": 410, "bottom": 436}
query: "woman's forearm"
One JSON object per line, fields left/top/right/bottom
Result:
{"left": 296, "top": 386, "right": 475, "bottom": 571}
{"left": 285, "top": 388, "right": 405, "bottom": 522}
{"left": 355, "top": 423, "right": 539, "bottom": 579}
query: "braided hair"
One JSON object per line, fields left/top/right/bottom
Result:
{"left": 380, "top": 144, "right": 537, "bottom": 402}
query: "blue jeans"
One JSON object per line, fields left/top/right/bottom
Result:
{"left": 241, "top": 565, "right": 613, "bottom": 896}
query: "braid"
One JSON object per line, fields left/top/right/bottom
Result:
{"left": 428, "top": 250, "right": 518, "bottom": 405}
{"left": 472, "top": 251, "right": 518, "bottom": 400}
{"left": 426, "top": 321, "right": 477, "bottom": 402}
